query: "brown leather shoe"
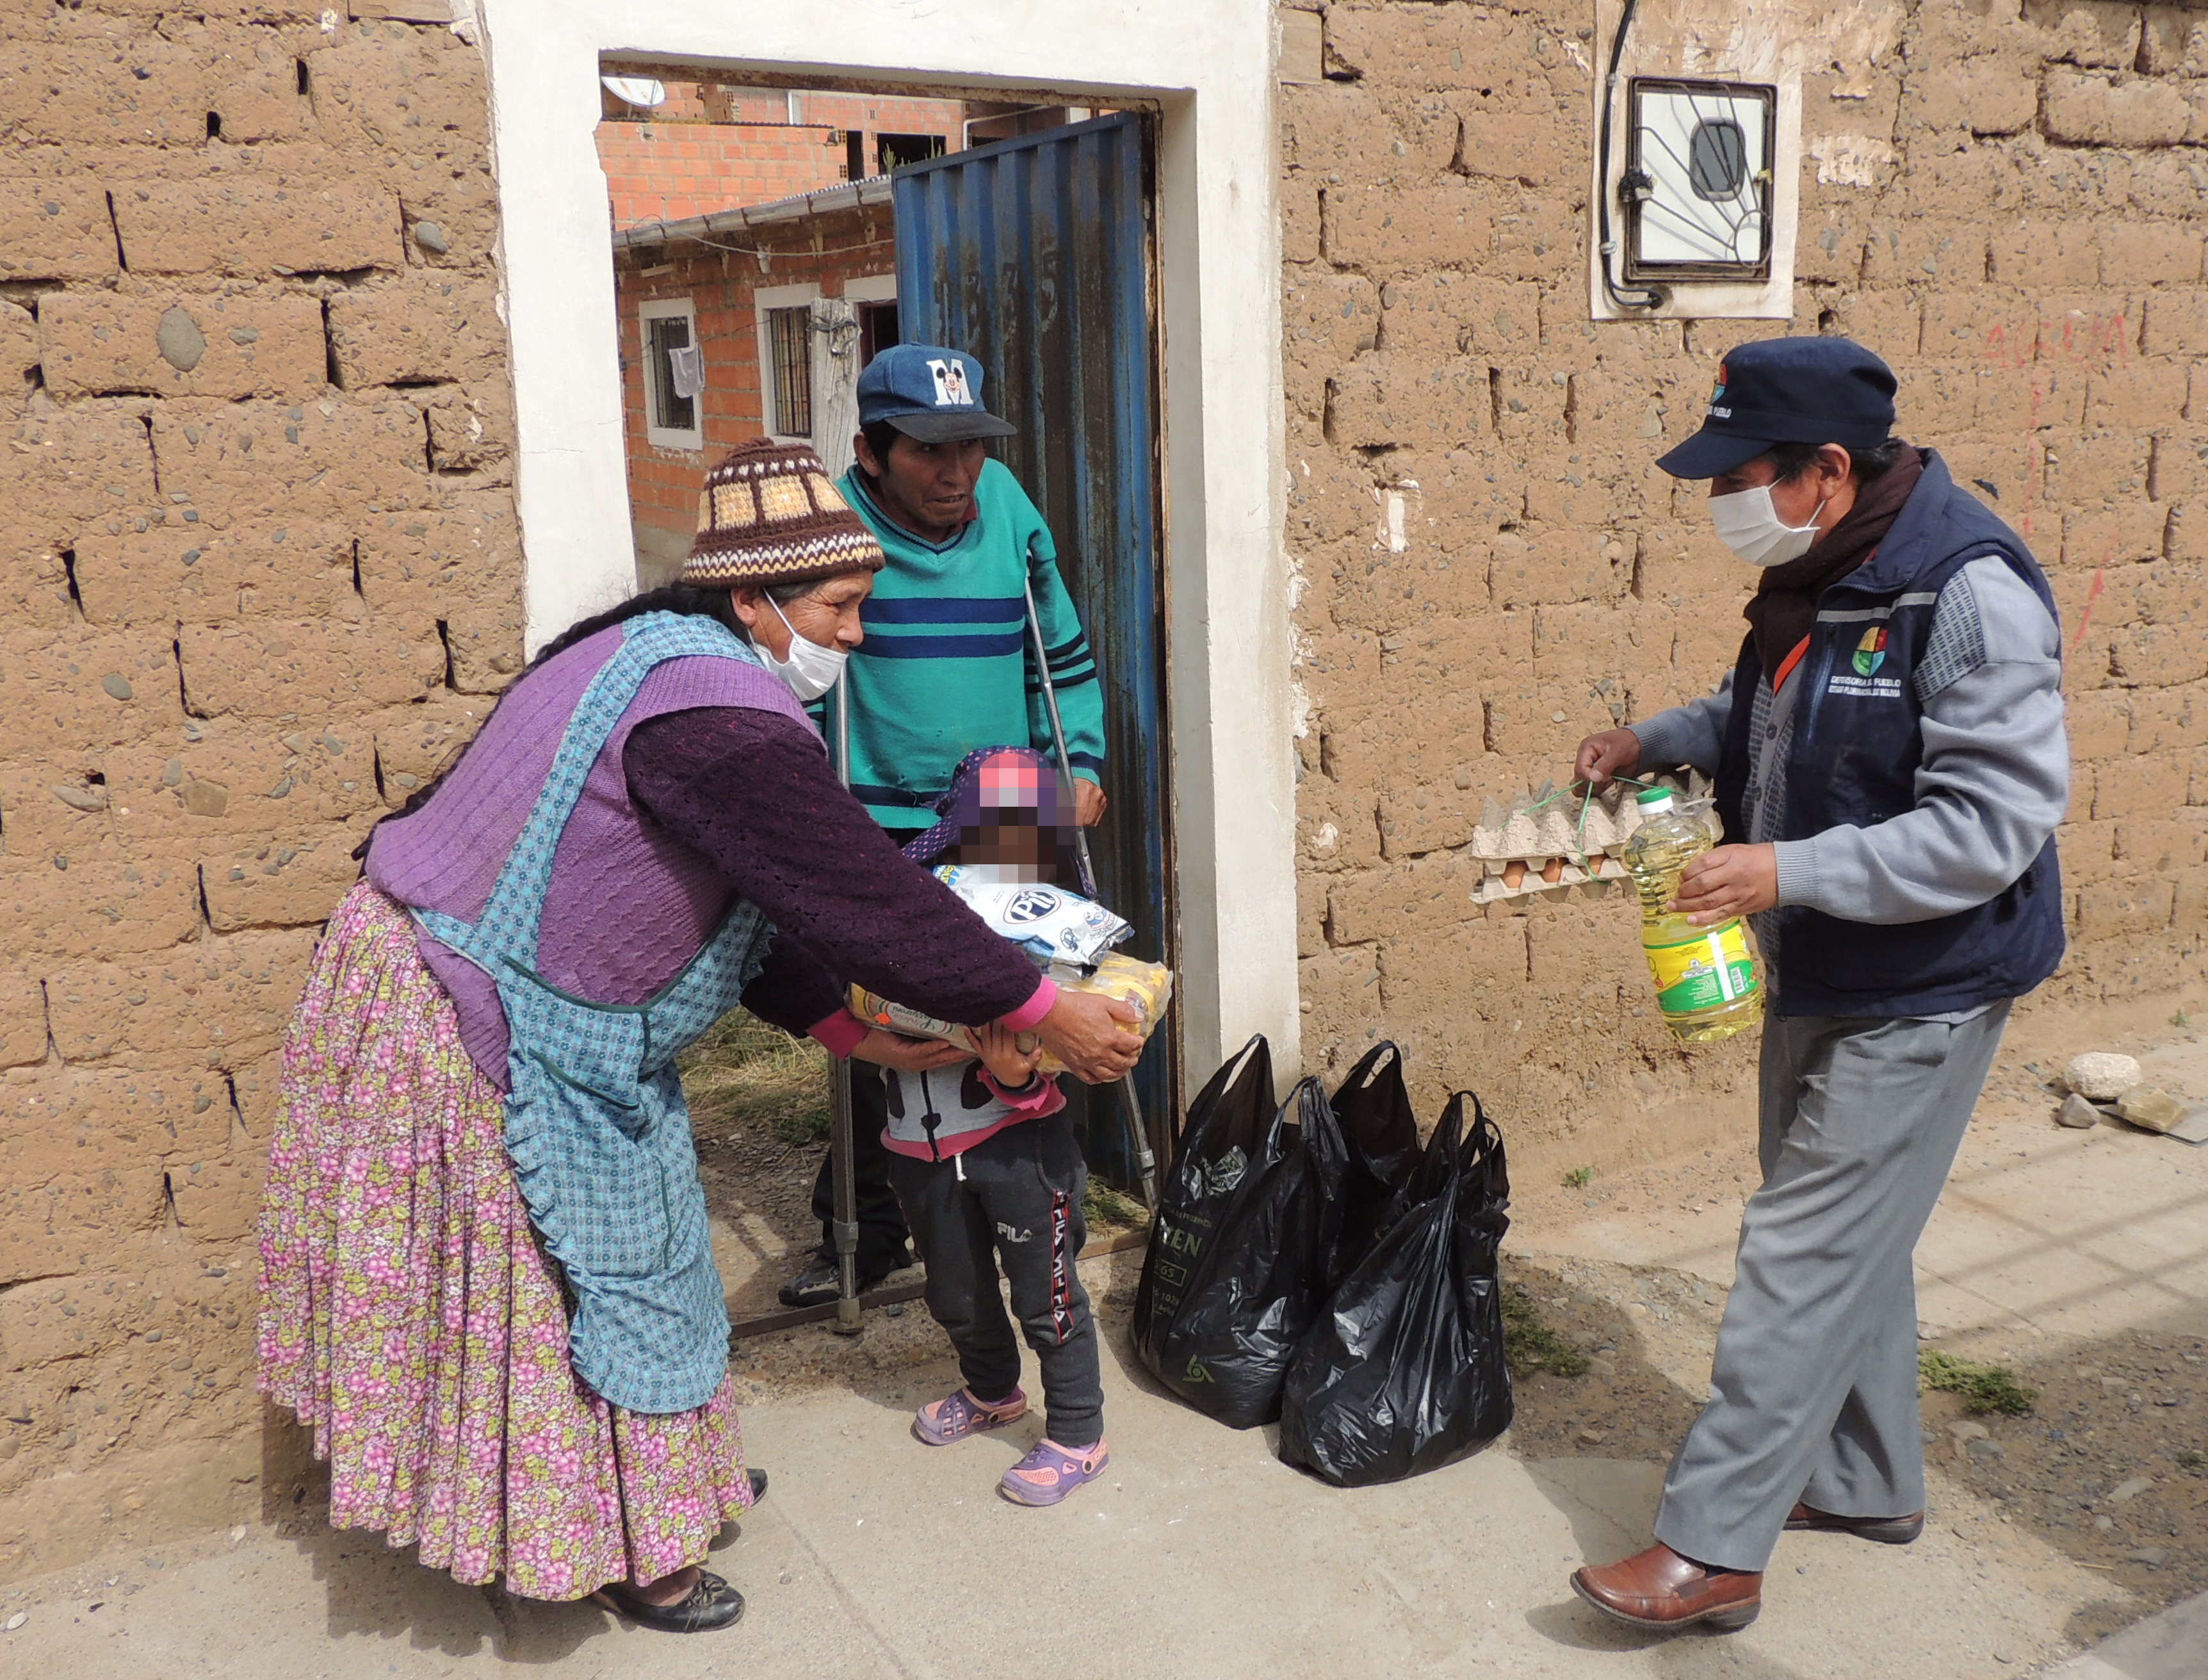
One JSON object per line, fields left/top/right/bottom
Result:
{"left": 1570, "top": 1542, "right": 1762, "bottom": 1632}
{"left": 1784, "top": 1501, "right": 1923, "bottom": 1544}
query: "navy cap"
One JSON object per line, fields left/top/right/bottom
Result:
{"left": 856, "top": 343, "right": 1018, "bottom": 442}
{"left": 1657, "top": 336, "right": 1899, "bottom": 479}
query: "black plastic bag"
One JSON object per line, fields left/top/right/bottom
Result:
{"left": 1326, "top": 1041, "right": 1421, "bottom": 1289}
{"left": 1277, "top": 1091, "right": 1514, "bottom": 1486}
{"left": 1133, "top": 1040, "right": 1349, "bottom": 1428}
{"left": 1132, "top": 1035, "right": 1276, "bottom": 1371}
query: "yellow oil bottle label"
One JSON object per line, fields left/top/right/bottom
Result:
{"left": 1644, "top": 921, "right": 1759, "bottom": 1015}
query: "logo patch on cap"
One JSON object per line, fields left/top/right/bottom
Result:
{"left": 1708, "top": 361, "right": 1731, "bottom": 418}
{"left": 927, "top": 358, "right": 974, "bottom": 407}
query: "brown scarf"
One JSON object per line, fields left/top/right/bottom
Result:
{"left": 1741, "top": 446, "right": 1925, "bottom": 677}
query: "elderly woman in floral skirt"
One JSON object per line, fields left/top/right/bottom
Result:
{"left": 257, "top": 439, "right": 1142, "bottom": 1633}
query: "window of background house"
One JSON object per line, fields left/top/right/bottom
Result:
{"left": 876, "top": 133, "right": 946, "bottom": 172}
{"left": 845, "top": 273, "right": 900, "bottom": 373}
{"left": 856, "top": 300, "right": 899, "bottom": 368}
{"left": 767, "top": 307, "right": 812, "bottom": 437}
{"left": 752, "top": 282, "right": 823, "bottom": 444}
{"left": 639, "top": 297, "right": 702, "bottom": 450}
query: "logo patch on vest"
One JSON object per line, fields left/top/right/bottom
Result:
{"left": 1852, "top": 626, "right": 1887, "bottom": 676}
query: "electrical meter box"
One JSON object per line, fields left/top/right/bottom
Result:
{"left": 1621, "top": 78, "right": 1776, "bottom": 282}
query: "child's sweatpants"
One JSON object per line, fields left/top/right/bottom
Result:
{"left": 886, "top": 1117, "right": 1105, "bottom": 1448}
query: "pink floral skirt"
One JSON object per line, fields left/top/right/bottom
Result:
{"left": 257, "top": 882, "right": 752, "bottom": 1600}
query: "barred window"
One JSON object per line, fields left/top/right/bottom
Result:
{"left": 638, "top": 298, "right": 701, "bottom": 449}
{"left": 767, "top": 306, "right": 813, "bottom": 438}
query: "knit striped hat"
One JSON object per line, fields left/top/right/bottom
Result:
{"left": 683, "top": 439, "right": 885, "bottom": 587}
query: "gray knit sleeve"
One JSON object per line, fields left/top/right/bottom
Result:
{"left": 1770, "top": 556, "right": 2067, "bottom": 923}
{"left": 1630, "top": 668, "right": 1735, "bottom": 775}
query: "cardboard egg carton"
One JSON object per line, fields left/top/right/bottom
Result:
{"left": 1466, "top": 771, "right": 1719, "bottom": 907}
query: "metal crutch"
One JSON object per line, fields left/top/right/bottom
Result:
{"left": 828, "top": 668, "right": 863, "bottom": 1334}
{"left": 1022, "top": 575, "right": 1160, "bottom": 1213}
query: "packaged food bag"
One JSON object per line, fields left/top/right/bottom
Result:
{"left": 931, "top": 865, "right": 1131, "bottom": 972}
{"left": 848, "top": 953, "right": 1172, "bottom": 1072}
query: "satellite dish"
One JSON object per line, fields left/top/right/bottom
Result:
{"left": 601, "top": 76, "right": 667, "bottom": 109}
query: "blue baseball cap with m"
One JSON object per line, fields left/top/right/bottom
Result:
{"left": 1657, "top": 336, "right": 1899, "bottom": 479}
{"left": 857, "top": 343, "right": 1018, "bottom": 442}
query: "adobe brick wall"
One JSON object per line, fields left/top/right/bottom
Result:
{"left": 0, "top": 3, "right": 519, "bottom": 1580}
{"left": 615, "top": 204, "right": 896, "bottom": 572}
{"left": 1284, "top": 0, "right": 2208, "bottom": 1156}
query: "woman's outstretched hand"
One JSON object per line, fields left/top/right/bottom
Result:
{"left": 848, "top": 1027, "right": 970, "bottom": 1073}
{"left": 1034, "top": 989, "right": 1142, "bottom": 1084}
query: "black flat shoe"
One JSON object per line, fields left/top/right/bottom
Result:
{"left": 777, "top": 1257, "right": 905, "bottom": 1307}
{"left": 593, "top": 1568, "right": 746, "bottom": 1633}
{"left": 747, "top": 1467, "right": 767, "bottom": 1505}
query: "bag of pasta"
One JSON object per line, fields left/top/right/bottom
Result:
{"left": 848, "top": 952, "right": 1172, "bottom": 1072}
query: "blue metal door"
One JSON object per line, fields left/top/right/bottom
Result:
{"left": 891, "top": 114, "right": 1174, "bottom": 1182}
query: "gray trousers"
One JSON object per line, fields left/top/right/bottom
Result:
{"left": 1654, "top": 1002, "right": 2010, "bottom": 1572}
{"left": 887, "top": 1117, "right": 1105, "bottom": 1448}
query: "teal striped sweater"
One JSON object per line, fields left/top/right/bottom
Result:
{"left": 829, "top": 460, "right": 1105, "bottom": 835}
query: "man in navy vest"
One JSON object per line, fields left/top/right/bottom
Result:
{"left": 1566, "top": 338, "right": 2068, "bottom": 1633}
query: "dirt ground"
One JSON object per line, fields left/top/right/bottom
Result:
{"left": 674, "top": 990, "right": 2208, "bottom": 1656}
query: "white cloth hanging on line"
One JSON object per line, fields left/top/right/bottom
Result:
{"left": 669, "top": 343, "right": 704, "bottom": 400}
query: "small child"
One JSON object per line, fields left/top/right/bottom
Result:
{"left": 881, "top": 745, "right": 1108, "bottom": 1507}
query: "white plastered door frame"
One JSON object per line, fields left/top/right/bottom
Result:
{"left": 472, "top": 0, "right": 1301, "bottom": 1084}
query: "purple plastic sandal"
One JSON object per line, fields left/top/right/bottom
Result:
{"left": 999, "top": 1439, "right": 1110, "bottom": 1506}
{"left": 912, "top": 1384, "right": 1027, "bottom": 1446}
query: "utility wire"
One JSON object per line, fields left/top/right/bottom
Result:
{"left": 1596, "top": 0, "right": 1666, "bottom": 312}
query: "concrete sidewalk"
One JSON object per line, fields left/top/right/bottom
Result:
{"left": 6, "top": 1035, "right": 2206, "bottom": 1677}
{"left": 2041, "top": 1588, "right": 2208, "bottom": 1680}
{"left": 0, "top": 1350, "right": 2113, "bottom": 1680}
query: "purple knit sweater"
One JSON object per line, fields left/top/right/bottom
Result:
{"left": 364, "top": 623, "right": 1047, "bottom": 1088}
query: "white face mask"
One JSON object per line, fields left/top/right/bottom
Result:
{"left": 1708, "top": 483, "right": 1829, "bottom": 569}
{"left": 761, "top": 595, "right": 847, "bottom": 702}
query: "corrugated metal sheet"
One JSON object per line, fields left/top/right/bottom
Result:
{"left": 891, "top": 114, "right": 1175, "bottom": 1177}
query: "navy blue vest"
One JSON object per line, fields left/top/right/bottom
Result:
{"left": 1714, "top": 451, "right": 2065, "bottom": 1017}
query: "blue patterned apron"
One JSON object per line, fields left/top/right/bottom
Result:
{"left": 414, "top": 613, "right": 780, "bottom": 1414}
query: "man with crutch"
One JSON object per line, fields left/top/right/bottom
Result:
{"left": 779, "top": 342, "right": 1116, "bottom": 1307}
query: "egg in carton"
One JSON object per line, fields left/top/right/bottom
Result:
{"left": 1465, "top": 772, "right": 1714, "bottom": 907}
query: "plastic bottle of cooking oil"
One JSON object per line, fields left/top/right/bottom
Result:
{"left": 1621, "top": 787, "right": 1763, "bottom": 1044}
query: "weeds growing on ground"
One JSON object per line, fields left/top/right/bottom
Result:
{"left": 2178, "top": 1449, "right": 2205, "bottom": 1471}
{"left": 1502, "top": 1282, "right": 1589, "bottom": 1378}
{"left": 678, "top": 1010, "right": 832, "bottom": 1146}
{"left": 1082, "top": 1178, "right": 1149, "bottom": 1232}
{"left": 1918, "top": 1350, "right": 2036, "bottom": 1416}
{"left": 1562, "top": 1166, "right": 1594, "bottom": 1189}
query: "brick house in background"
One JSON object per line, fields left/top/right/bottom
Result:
{"left": 6, "top": 0, "right": 2208, "bottom": 1594}
{"left": 594, "top": 79, "right": 968, "bottom": 232}
{"left": 612, "top": 183, "right": 900, "bottom": 582}
{"left": 596, "top": 86, "right": 1101, "bottom": 580}
{"left": 592, "top": 80, "right": 959, "bottom": 578}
